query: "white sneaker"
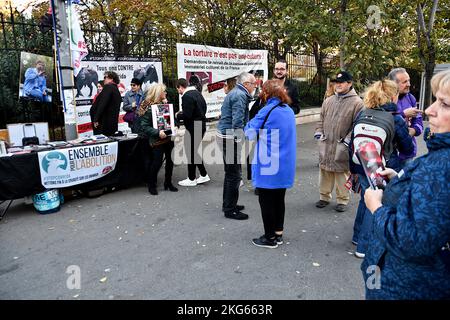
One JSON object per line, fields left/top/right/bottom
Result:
{"left": 178, "top": 178, "right": 197, "bottom": 187}
{"left": 354, "top": 252, "right": 365, "bottom": 259}
{"left": 196, "top": 174, "right": 210, "bottom": 184}
{"left": 239, "top": 180, "right": 244, "bottom": 188}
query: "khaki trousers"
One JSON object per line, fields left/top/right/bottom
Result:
{"left": 319, "top": 168, "right": 350, "bottom": 205}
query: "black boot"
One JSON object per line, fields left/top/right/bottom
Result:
{"left": 164, "top": 182, "right": 178, "bottom": 192}
{"left": 148, "top": 186, "right": 158, "bottom": 195}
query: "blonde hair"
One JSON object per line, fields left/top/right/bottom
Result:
{"left": 431, "top": 69, "right": 450, "bottom": 96}
{"left": 324, "top": 81, "right": 335, "bottom": 98}
{"left": 363, "top": 79, "right": 398, "bottom": 109}
{"left": 138, "top": 83, "right": 166, "bottom": 116}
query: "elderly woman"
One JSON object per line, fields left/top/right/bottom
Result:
{"left": 362, "top": 69, "right": 450, "bottom": 299}
{"left": 244, "top": 80, "right": 297, "bottom": 248}
{"left": 138, "top": 83, "right": 178, "bottom": 195}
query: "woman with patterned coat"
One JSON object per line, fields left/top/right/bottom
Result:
{"left": 362, "top": 69, "right": 450, "bottom": 299}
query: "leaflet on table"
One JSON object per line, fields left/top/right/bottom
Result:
{"left": 38, "top": 141, "right": 119, "bottom": 188}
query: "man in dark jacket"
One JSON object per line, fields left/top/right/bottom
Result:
{"left": 176, "top": 77, "right": 210, "bottom": 187}
{"left": 90, "top": 71, "right": 122, "bottom": 136}
{"left": 273, "top": 59, "right": 300, "bottom": 115}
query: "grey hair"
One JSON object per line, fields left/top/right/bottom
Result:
{"left": 237, "top": 72, "right": 254, "bottom": 85}
{"left": 388, "top": 68, "right": 407, "bottom": 81}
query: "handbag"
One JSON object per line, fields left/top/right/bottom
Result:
{"left": 22, "top": 123, "right": 39, "bottom": 146}
{"left": 123, "top": 111, "right": 137, "bottom": 123}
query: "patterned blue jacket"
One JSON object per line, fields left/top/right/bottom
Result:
{"left": 362, "top": 128, "right": 450, "bottom": 299}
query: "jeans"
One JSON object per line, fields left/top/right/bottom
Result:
{"left": 352, "top": 173, "right": 373, "bottom": 254}
{"left": 258, "top": 188, "right": 286, "bottom": 238}
{"left": 218, "top": 137, "right": 242, "bottom": 214}
{"left": 148, "top": 141, "right": 174, "bottom": 188}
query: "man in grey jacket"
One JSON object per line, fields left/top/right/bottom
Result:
{"left": 217, "top": 72, "right": 257, "bottom": 220}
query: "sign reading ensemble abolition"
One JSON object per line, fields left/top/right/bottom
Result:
{"left": 38, "top": 142, "right": 118, "bottom": 188}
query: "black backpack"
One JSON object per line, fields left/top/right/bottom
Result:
{"left": 351, "top": 108, "right": 395, "bottom": 165}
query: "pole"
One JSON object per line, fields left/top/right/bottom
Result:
{"left": 51, "top": 0, "right": 78, "bottom": 141}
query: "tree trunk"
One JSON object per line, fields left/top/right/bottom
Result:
{"left": 416, "top": 1, "right": 438, "bottom": 110}
{"left": 424, "top": 59, "right": 435, "bottom": 109}
{"left": 339, "top": 0, "right": 348, "bottom": 70}
{"left": 312, "top": 41, "right": 324, "bottom": 85}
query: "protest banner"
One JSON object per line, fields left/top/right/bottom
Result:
{"left": 38, "top": 142, "right": 118, "bottom": 188}
{"left": 75, "top": 56, "right": 163, "bottom": 137}
{"left": 177, "top": 43, "right": 268, "bottom": 118}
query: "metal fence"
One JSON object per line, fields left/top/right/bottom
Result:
{"left": 0, "top": 9, "right": 330, "bottom": 140}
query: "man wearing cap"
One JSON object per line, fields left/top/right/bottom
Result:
{"left": 387, "top": 68, "right": 423, "bottom": 170}
{"left": 314, "top": 71, "right": 364, "bottom": 212}
{"left": 123, "top": 77, "right": 144, "bottom": 131}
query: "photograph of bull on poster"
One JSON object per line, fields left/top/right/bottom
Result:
{"left": 176, "top": 43, "right": 268, "bottom": 119}
{"left": 151, "top": 104, "right": 176, "bottom": 136}
{"left": 74, "top": 57, "right": 163, "bottom": 137}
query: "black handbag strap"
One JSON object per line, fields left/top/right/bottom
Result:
{"left": 256, "top": 102, "right": 283, "bottom": 142}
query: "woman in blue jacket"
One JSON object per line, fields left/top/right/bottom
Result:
{"left": 363, "top": 69, "right": 450, "bottom": 299}
{"left": 244, "top": 80, "right": 297, "bottom": 249}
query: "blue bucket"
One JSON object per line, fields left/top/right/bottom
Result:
{"left": 32, "top": 189, "right": 61, "bottom": 214}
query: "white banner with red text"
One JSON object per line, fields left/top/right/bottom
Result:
{"left": 176, "top": 43, "right": 268, "bottom": 118}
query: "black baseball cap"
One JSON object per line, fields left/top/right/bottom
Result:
{"left": 331, "top": 71, "right": 353, "bottom": 83}
{"left": 131, "top": 78, "right": 142, "bottom": 86}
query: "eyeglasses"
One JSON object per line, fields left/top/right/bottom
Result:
{"left": 245, "top": 82, "right": 257, "bottom": 87}
{"left": 274, "top": 68, "right": 286, "bottom": 71}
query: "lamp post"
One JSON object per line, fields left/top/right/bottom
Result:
{"left": 51, "top": 0, "right": 78, "bottom": 141}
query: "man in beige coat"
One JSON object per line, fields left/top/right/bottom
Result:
{"left": 314, "top": 71, "right": 364, "bottom": 212}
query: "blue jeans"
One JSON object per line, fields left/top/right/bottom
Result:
{"left": 352, "top": 174, "right": 373, "bottom": 254}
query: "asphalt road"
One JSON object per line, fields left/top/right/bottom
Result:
{"left": 0, "top": 121, "right": 427, "bottom": 300}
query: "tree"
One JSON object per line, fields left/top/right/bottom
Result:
{"left": 416, "top": 0, "right": 439, "bottom": 108}
{"left": 176, "top": 0, "right": 263, "bottom": 48}
{"left": 78, "top": 0, "right": 185, "bottom": 55}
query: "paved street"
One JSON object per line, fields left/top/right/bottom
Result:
{"left": 0, "top": 121, "right": 427, "bottom": 300}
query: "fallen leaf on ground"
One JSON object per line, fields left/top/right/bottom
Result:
{"left": 99, "top": 277, "right": 107, "bottom": 283}
{"left": 313, "top": 262, "right": 321, "bottom": 267}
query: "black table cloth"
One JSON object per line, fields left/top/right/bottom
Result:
{"left": 0, "top": 137, "right": 149, "bottom": 200}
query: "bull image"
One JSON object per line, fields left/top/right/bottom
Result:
{"left": 44, "top": 152, "right": 67, "bottom": 175}
{"left": 134, "top": 64, "right": 159, "bottom": 92}
{"left": 75, "top": 67, "right": 98, "bottom": 97}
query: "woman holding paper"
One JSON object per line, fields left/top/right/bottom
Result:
{"left": 362, "top": 69, "right": 450, "bottom": 299}
{"left": 138, "top": 83, "right": 178, "bottom": 195}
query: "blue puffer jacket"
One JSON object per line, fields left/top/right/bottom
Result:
{"left": 217, "top": 84, "right": 252, "bottom": 137}
{"left": 244, "top": 97, "right": 296, "bottom": 189}
{"left": 362, "top": 128, "right": 450, "bottom": 300}
{"left": 350, "top": 103, "right": 414, "bottom": 176}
